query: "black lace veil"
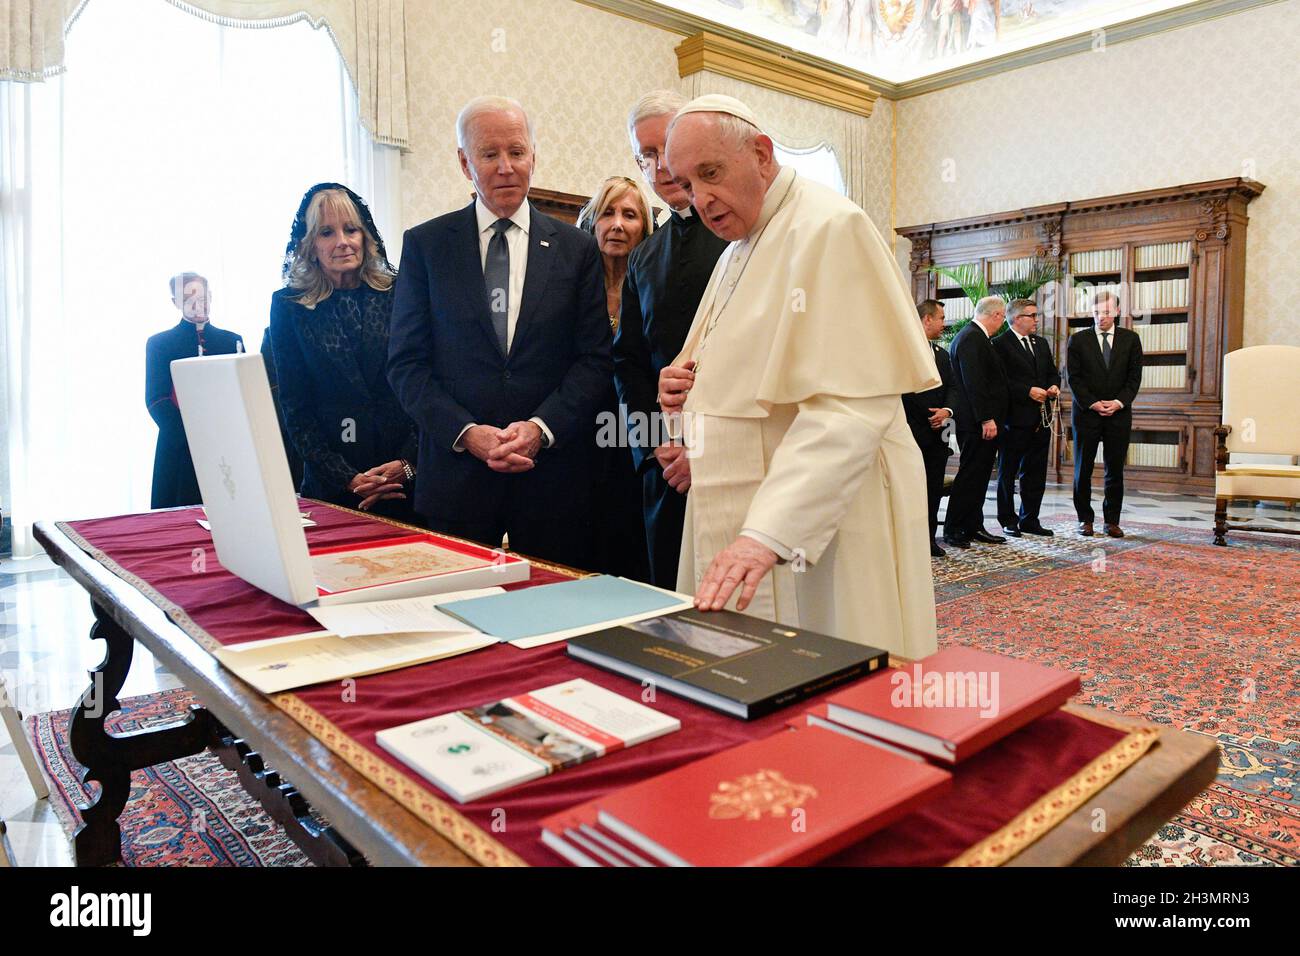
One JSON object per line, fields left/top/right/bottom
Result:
{"left": 281, "top": 182, "right": 392, "bottom": 282}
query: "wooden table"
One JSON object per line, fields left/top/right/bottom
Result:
{"left": 34, "top": 519, "right": 1218, "bottom": 868}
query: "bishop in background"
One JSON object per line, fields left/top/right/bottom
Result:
{"left": 657, "top": 95, "right": 941, "bottom": 658}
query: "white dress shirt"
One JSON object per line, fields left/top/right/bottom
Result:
{"left": 1092, "top": 325, "right": 1123, "bottom": 409}
{"left": 453, "top": 198, "right": 553, "bottom": 450}
{"left": 474, "top": 196, "right": 529, "bottom": 351}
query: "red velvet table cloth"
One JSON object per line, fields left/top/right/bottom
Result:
{"left": 60, "top": 502, "right": 1155, "bottom": 866}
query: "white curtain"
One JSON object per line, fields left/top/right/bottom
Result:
{"left": 0, "top": 0, "right": 395, "bottom": 557}
{"left": 774, "top": 141, "right": 847, "bottom": 196}
{"left": 3, "top": 0, "right": 409, "bottom": 148}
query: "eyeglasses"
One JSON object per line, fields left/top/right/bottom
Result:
{"left": 635, "top": 148, "right": 665, "bottom": 173}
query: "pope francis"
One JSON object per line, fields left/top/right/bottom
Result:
{"left": 658, "top": 94, "right": 941, "bottom": 658}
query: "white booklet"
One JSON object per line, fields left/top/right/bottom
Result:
{"left": 306, "top": 587, "right": 504, "bottom": 638}
{"left": 375, "top": 678, "right": 680, "bottom": 803}
{"left": 214, "top": 630, "right": 497, "bottom": 694}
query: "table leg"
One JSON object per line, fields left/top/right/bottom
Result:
{"left": 68, "top": 600, "right": 214, "bottom": 866}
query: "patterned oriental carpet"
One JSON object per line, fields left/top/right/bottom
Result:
{"left": 932, "top": 520, "right": 1298, "bottom": 866}
{"left": 28, "top": 688, "right": 311, "bottom": 867}
{"left": 26, "top": 520, "right": 1298, "bottom": 867}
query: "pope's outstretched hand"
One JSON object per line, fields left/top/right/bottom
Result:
{"left": 695, "top": 535, "right": 779, "bottom": 612}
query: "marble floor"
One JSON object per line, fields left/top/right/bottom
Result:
{"left": 0, "top": 485, "right": 1293, "bottom": 867}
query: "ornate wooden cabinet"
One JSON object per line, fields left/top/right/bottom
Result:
{"left": 897, "top": 178, "right": 1264, "bottom": 495}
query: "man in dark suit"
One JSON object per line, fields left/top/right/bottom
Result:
{"left": 614, "top": 90, "right": 729, "bottom": 587}
{"left": 146, "top": 273, "right": 244, "bottom": 508}
{"left": 388, "top": 96, "right": 612, "bottom": 568}
{"left": 1066, "top": 290, "right": 1143, "bottom": 538}
{"left": 943, "top": 296, "right": 1010, "bottom": 549}
{"left": 992, "top": 298, "right": 1060, "bottom": 537}
{"left": 901, "top": 300, "right": 959, "bottom": 557}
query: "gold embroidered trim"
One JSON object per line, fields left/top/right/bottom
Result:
{"left": 273, "top": 692, "right": 527, "bottom": 867}
{"left": 946, "top": 714, "right": 1160, "bottom": 867}
{"left": 55, "top": 513, "right": 1156, "bottom": 867}
{"left": 55, "top": 500, "right": 588, "bottom": 656}
{"left": 55, "top": 519, "right": 225, "bottom": 654}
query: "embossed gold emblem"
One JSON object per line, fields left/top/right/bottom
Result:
{"left": 708, "top": 769, "right": 818, "bottom": 821}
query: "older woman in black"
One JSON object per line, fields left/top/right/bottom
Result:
{"left": 577, "top": 177, "right": 654, "bottom": 582}
{"left": 269, "top": 183, "right": 416, "bottom": 516}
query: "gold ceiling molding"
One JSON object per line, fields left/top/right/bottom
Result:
{"left": 577, "top": 0, "right": 1286, "bottom": 100}
{"left": 675, "top": 32, "right": 877, "bottom": 118}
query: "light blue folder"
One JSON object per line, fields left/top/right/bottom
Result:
{"left": 436, "top": 575, "right": 686, "bottom": 642}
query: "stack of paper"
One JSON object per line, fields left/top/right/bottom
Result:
{"left": 213, "top": 586, "right": 504, "bottom": 693}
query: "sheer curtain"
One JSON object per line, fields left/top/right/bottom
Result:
{"left": 1, "top": 0, "right": 397, "bottom": 557}
{"left": 774, "top": 141, "right": 846, "bottom": 196}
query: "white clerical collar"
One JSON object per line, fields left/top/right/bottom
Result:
{"left": 475, "top": 196, "right": 530, "bottom": 237}
{"left": 745, "top": 164, "right": 796, "bottom": 241}
{"left": 673, "top": 204, "right": 693, "bottom": 219}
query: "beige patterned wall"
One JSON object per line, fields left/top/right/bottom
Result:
{"left": 893, "top": 0, "right": 1300, "bottom": 348}
{"left": 399, "top": 0, "right": 895, "bottom": 236}
{"left": 400, "top": 0, "right": 681, "bottom": 225}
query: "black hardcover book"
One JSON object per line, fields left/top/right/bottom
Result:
{"left": 566, "top": 608, "right": 887, "bottom": 719}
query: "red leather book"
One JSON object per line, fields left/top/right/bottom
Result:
{"left": 786, "top": 705, "right": 927, "bottom": 762}
{"left": 825, "top": 646, "right": 1082, "bottom": 764}
{"left": 590, "top": 725, "right": 951, "bottom": 867}
{"left": 540, "top": 802, "right": 659, "bottom": 867}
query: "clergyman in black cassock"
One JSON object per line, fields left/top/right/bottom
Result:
{"left": 901, "top": 300, "right": 959, "bottom": 556}
{"left": 146, "top": 274, "right": 244, "bottom": 508}
{"left": 944, "top": 300, "right": 1010, "bottom": 545}
{"left": 1065, "top": 294, "right": 1143, "bottom": 533}
{"left": 992, "top": 299, "right": 1061, "bottom": 535}
{"left": 614, "top": 206, "right": 728, "bottom": 587}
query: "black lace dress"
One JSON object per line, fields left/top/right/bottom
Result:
{"left": 268, "top": 283, "right": 417, "bottom": 517}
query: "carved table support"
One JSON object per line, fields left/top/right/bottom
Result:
{"left": 68, "top": 600, "right": 213, "bottom": 866}
{"left": 209, "top": 727, "right": 366, "bottom": 867}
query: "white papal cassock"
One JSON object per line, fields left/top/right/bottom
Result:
{"left": 675, "top": 164, "right": 942, "bottom": 658}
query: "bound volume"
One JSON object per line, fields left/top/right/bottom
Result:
{"left": 825, "top": 646, "right": 1081, "bottom": 763}
{"left": 541, "top": 724, "right": 951, "bottom": 866}
{"left": 566, "top": 608, "right": 886, "bottom": 719}
{"left": 375, "top": 678, "right": 680, "bottom": 802}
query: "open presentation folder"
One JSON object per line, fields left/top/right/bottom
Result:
{"left": 171, "top": 352, "right": 528, "bottom": 607}
{"left": 435, "top": 574, "right": 694, "bottom": 648}
{"left": 212, "top": 586, "right": 504, "bottom": 694}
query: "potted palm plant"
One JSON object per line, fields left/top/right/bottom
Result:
{"left": 928, "top": 257, "right": 1063, "bottom": 345}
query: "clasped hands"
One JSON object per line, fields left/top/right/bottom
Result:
{"left": 349, "top": 460, "right": 407, "bottom": 511}
{"left": 1090, "top": 399, "right": 1122, "bottom": 417}
{"left": 463, "top": 421, "right": 543, "bottom": 473}
{"left": 1029, "top": 385, "right": 1061, "bottom": 403}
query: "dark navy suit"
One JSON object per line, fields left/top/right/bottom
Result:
{"left": 902, "top": 340, "right": 959, "bottom": 541}
{"left": 992, "top": 329, "right": 1060, "bottom": 529}
{"left": 388, "top": 201, "right": 612, "bottom": 568}
{"left": 146, "top": 320, "right": 244, "bottom": 508}
{"left": 945, "top": 321, "right": 1009, "bottom": 540}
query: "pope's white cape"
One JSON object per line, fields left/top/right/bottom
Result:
{"left": 674, "top": 166, "right": 942, "bottom": 659}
